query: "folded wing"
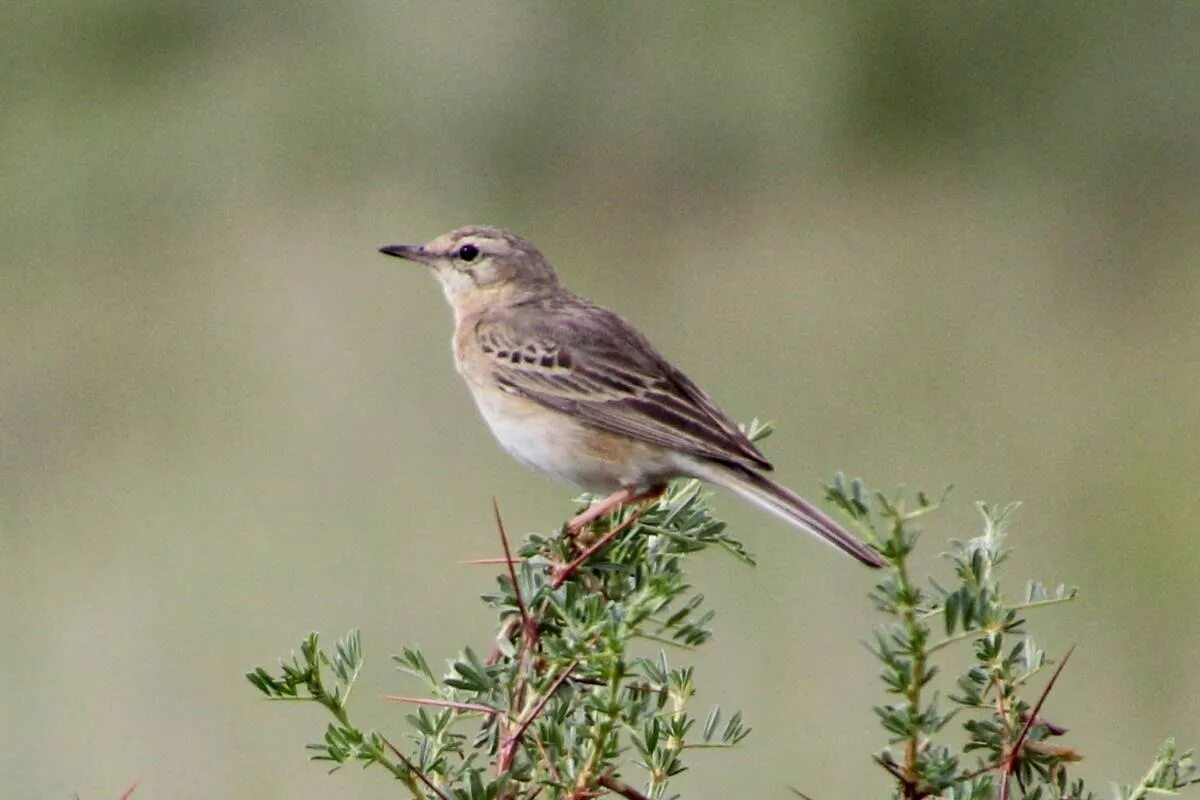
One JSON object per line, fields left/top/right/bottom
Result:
{"left": 475, "top": 294, "right": 772, "bottom": 472}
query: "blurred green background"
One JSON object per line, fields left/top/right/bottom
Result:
{"left": 3, "top": 2, "right": 1198, "bottom": 798}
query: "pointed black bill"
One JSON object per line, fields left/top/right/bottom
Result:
{"left": 378, "top": 244, "right": 431, "bottom": 263}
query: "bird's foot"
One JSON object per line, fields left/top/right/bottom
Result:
{"left": 564, "top": 483, "right": 667, "bottom": 537}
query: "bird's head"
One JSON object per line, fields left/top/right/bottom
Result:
{"left": 380, "top": 226, "right": 559, "bottom": 309}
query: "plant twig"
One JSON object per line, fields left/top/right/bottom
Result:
{"left": 493, "top": 497, "right": 545, "bottom": 781}
{"left": 598, "top": 773, "right": 651, "bottom": 800}
{"left": 873, "top": 755, "right": 910, "bottom": 785}
{"left": 500, "top": 659, "right": 581, "bottom": 772}
{"left": 552, "top": 507, "right": 646, "bottom": 589}
{"left": 893, "top": 534, "right": 926, "bottom": 797}
{"left": 1000, "top": 644, "right": 1075, "bottom": 800}
{"left": 494, "top": 498, "right": 535, "bottom": 638}
{"left": 380, "top": 734, "right": 452, "bottom": 800}
{"left": 532, "top": 732, "right": 561, "bottom": 784}
{"left": 384, "top": 695, "right": 504, "bottom": 717}
{"left": 918, "top": 594, "right": 1078, "bottom": 622}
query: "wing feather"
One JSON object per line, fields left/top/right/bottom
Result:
{"left": 477, "top": 294, "right": 772, "bottom": 471}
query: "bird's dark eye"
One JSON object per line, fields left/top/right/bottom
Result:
{"left": 457, "top": 244, "right": 479, "bottom": 262}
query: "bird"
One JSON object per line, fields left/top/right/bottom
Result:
{"left": 378, "top": 226, "right": 883, "bottom": 568}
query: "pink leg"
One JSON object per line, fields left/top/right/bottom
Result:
{"left": 565, "top": 484, "right": 667, "bottom": 535}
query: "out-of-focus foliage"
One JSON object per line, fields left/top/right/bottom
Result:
{"left": 826, "top": 475, "right": 1197, "bottom": 800}
{"left": 2, "top": 3, "right": 1197, "bottom": 799}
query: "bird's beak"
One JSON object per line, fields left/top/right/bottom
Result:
{"left": 378, "top": 244, "right": 434, "bottom": 264}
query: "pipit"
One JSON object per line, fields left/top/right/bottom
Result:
{"left": 379, "top": 226, "right": 883, "bottom": 568}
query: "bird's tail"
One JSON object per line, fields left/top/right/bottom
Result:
{"left": 691, "top": 461, "right": 885, "bottom": 568}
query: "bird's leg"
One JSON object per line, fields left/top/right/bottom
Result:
{"left": 565, "top": 487, "right": 636, "bottom": 535}
{"left": 565, "top": 483, "right": 667, "bottom": 536}
{"left": 552, "top": 503, "right": 648, "bottom": 588}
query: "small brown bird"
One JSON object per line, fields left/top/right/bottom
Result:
{"left": 380, "top": 226, "right": 883, "bottom": 568}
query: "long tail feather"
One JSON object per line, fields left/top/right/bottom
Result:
{"left": 690, "top": 462, "right": 884, "bottom": 568}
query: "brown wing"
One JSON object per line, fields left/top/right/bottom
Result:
{"left": 475, "top": 293, "right": 772, "bottom": 471}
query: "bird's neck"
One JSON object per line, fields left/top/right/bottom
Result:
{"left": 447, "top": 283, "right": 553, "bottom": 327}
